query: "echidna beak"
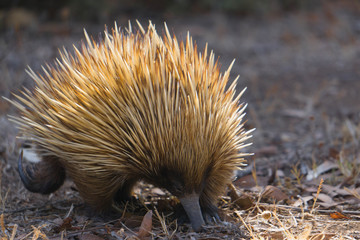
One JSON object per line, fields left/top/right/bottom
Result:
{"left": 179, "top": 193, "right": 205, "bottom": 232}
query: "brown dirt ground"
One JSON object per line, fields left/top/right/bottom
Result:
{"left": 1, "top": 1, "right": 360, "bottom": 239}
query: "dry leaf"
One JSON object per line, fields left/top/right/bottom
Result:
{"left": 330, "top": 212, "right": 350, "bottom": 219}
{"left": 292, "top": 196, "right": 314, "bottom": 207}
{"left": 53, "top": 217, "right": 79, "bottom": 232}
{"left": 137, "top": 210, "right": 153, "bottom": 239}
{"left": 322, "top": 184, "right": 344, "bottom": 198}
{"left": 234, "top": 174, "right": 269, "bottom": 188}
{"left": 228, "top": 184, "right": 254, "bottom": 209}
{"left": 306, "top": 161, "right": 338, "bottom": 181}
{"left": 122, "top": 215, "right": 144, "bottom": 229}
{"left": 315, "top": 193, "right": 335, "bottom": 204}
{"left": 314, "top": 193, "right": 337, "bottom": 208}
{"left": 261, "top": 185, "right": 288, "bottom": 202}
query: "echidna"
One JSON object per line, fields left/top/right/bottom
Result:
{"left": 8, "top": 21, "right": 253, "bottom": 231}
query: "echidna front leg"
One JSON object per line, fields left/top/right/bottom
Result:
{"left": 201, "top": 201, "right": 221, "bottom": 224}
{"left": 199, "top": 186, "right": 222, "bottom": 223}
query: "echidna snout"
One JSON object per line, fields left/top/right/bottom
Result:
{"left": 179, "top": 193, "right": 205, "bottom": 231}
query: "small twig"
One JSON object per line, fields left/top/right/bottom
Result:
{"left": 272, "top": 210, "right": 295, "bottom": 238}
{"left": 153, "top": 207, "right": 177, "bottom": 239}
{"left": 10, "top": 224, "right": 18, "bottom": 240}
{"left": 235, "top": 211, "right": 255, "bottom": 239}
{"left": 18, "top": 224, "right": 48, "bottom": 240}
{"left": 31, "top": 225, "right": 48, "bottom": 240}
{"left": 64, "top": 204, "right": 74, "bottom": 218}
{"left": 154, "top": 207, "right": 168, "bottom": 236}
{"left": 0, "top": 214, "right": 5, "bottom": 234}
{"left": 118, "top": 221, "right": 138, "bottom": 236}
{"left": 310, "top": 178, "right": 324, "bottom": 214}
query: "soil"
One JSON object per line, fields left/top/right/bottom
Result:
{"left": 0, "top": 1, "right": 360, "bottom": 239}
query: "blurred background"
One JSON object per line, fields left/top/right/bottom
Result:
{"left": 0, "top": 0, "right": 360, "bottom": 200}
{"left": 0, "top": 0, "right": 326, "bottom": 24}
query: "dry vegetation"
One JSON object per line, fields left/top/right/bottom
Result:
{"left": 1, "top": 1, "right": 360, "bottom": 239}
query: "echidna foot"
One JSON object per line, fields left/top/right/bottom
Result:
{"left": 203, "top": 209, "right": 221, "bottom": 224}
{"left": 202, "top": 205, "right": 221, "bottom": 224}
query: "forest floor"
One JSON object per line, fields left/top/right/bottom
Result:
{"left": 0, "top": 1, "right": 360, "bottom": 239}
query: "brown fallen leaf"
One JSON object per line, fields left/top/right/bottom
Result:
{"left": 330, "top": 211, "right": 350, "bottom": 219}
{"left": 234, "top": 174, "right": 269, "bottom": 188}
{"left": 121, "top": 215, "right": 144, "bottom": 229}
{"left": 261, "top": 185, "right": 289, "bottom": 202}
{"left": 53, "top": 217, "right": 79, "bottom": 233}
{"left": 137, "top": 210, "right": 153, "bottom": 239}
{"left": 228, "top": 184, "right": 254, "bottom": 210}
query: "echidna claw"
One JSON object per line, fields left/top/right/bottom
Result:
{"left": 18, "top": 150, "right": 34, "bottom": 188}
{"left": 203, "top": 211, "right": 221, "bottom": 224}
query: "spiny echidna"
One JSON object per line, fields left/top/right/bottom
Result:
{"left": 7, "top": 21, "right": 253, "bottom": 231}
